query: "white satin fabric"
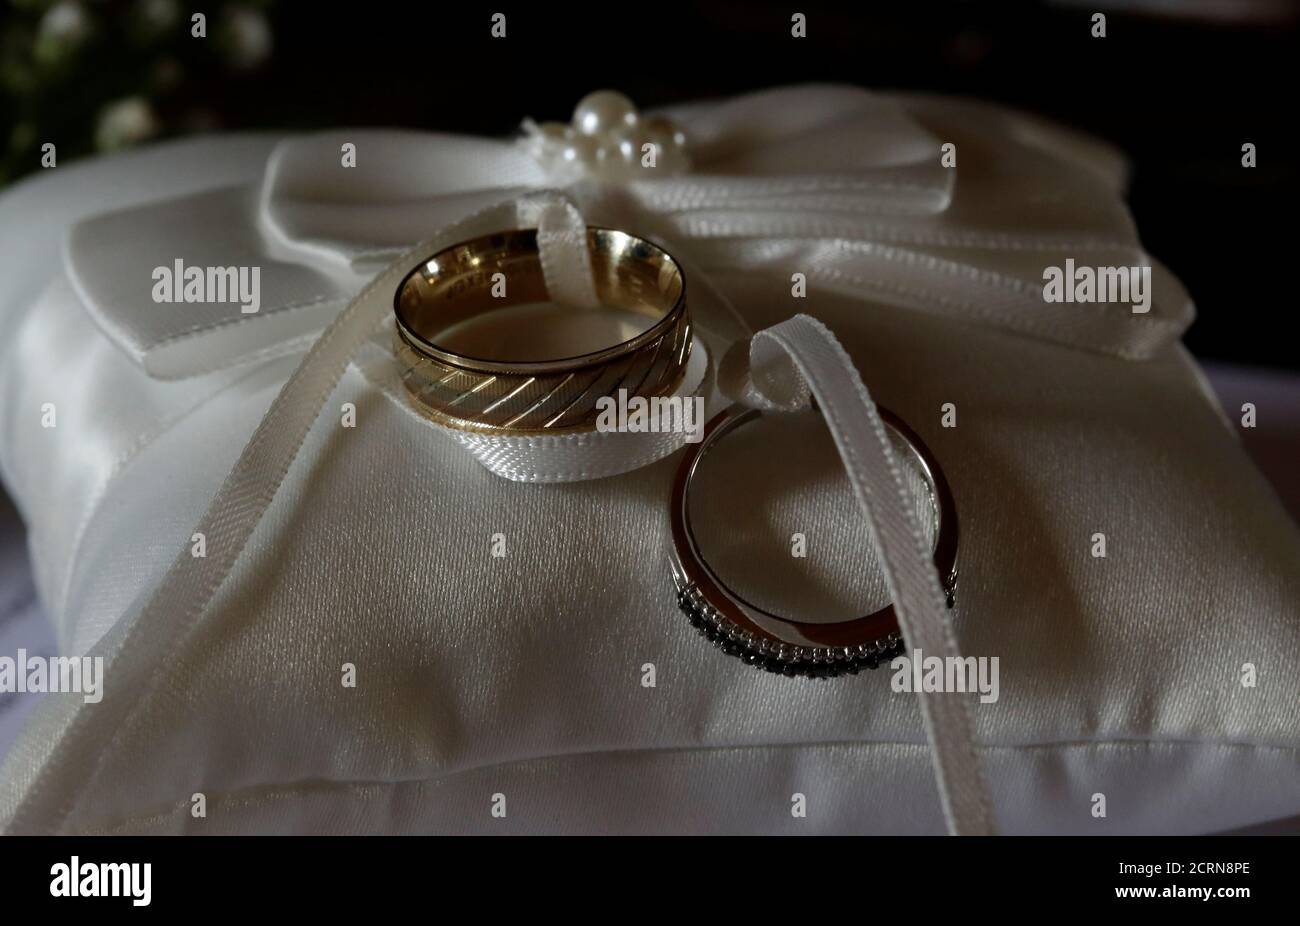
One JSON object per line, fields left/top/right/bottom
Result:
{"left": 0, "top": 87, "right": 1297, "bottom": 834}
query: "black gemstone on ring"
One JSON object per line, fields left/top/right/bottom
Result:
{"left": 673, "top": 592, "right": 903, "bottom": 679}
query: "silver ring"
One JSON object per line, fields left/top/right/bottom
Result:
{"left": 668, "top": 404, "right": 959, "bottom": 678}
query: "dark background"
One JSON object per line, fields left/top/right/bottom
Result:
{"left": 3, "top": 0, "right": 1297, "bottom": 367}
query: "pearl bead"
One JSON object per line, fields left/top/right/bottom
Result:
{"left": 640, "top": 114, "right": 687, "bottom": 152}
{"left": 524, "top": 92, "right": 691, "bottom": 178}
{"left": 572, "top": 90, "right": 638, "bottom": 137}
{"left": 561, "top": 134, "right": 599, "bottom": 167}
{"left": 593, "top": 147, "right": 624, "bottom": 177}
{"left": 604, "top": 124, "right": 642, "bottom": 162}
{"left": 532, "top": 120, "right": 572, "bottom": 156}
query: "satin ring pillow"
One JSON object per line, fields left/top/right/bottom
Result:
{"left": 0, "top": 86, "right": 1296, "bottom": 835}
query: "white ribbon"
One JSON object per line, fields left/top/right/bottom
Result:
{"left": 519, "top": 197, "right": 600, "bottom": 309}
{"left": 732, "top": 315, "right": 995, "bottom": 834}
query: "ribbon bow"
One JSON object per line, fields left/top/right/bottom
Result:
{"left": 66, "top": 84, "right": 1192, "bottom": 381}
{"left": 257, "top": 84, "right": 1191, "bottom": 361}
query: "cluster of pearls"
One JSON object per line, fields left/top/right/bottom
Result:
{"left": 522, "top": 90, "right": 690, "bottom": 180}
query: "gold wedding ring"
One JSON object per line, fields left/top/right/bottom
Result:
{"left": 394, "top": 228, "right": 690, "bottom": 434}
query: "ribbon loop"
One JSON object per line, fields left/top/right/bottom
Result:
{"left": 517, "top": 193, "right": 601, "bottom": 309}
{"left": 716, "top": 337, "right": 810, "bottom": 413}
{"left": 751, "top": 314, "right": 996, "bottom": 836}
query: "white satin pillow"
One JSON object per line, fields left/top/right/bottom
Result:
{"left": 0, "top": 93, "right": 1297, "bottom": 835}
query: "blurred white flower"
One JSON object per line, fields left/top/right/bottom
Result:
{"left": 222, "top": 7, "right": 273, "bottom": 70}
{"left": 95, "top": 97, "right": 162, "bottom": 152}
{"left": 34, "top": 1, "right": 94, "bottom": 66}
{"left": 38, "top": 1, "right": 92, "bottom": 44}
{"left": 137, "top": 0, "right": 181, "bottom": 33}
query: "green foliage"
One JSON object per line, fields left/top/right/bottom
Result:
{"left": 1, "top": 0, "right": 276, "bottom": 184}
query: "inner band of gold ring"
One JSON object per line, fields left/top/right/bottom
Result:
{"left": 393, "top": 227, "right": 691, "bottom": 435}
